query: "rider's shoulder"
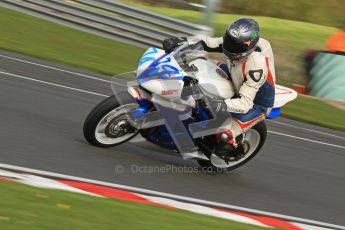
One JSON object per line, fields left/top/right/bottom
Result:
{"left": 246, "top": 51, "right": 266, "bottom": 69}
{"left": 257, "top": 38, "right": 272, "bottom": 48}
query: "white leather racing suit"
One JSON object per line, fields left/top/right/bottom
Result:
{"left": 187, "top": 35, "right": 276, "bottom": 141}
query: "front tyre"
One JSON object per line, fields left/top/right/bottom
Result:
{"left": 83, "top": 93, "right": 139, "bottom": 148}
{"left": 197, "top": 121, "right": 267, "bottom": 172}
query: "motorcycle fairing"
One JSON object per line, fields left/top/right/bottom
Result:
{"left": 137, "top": 47, "right": 185, "bottom": 86}
{"left": 131, "top": 46, "right": 297, "bottom": 154}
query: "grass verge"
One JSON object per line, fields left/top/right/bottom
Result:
{"left": 0, "top": 181, "right": 264, "bottom": 230}
{"left": 1, "top": 6, "right": 344, "bottom": 132}
{"left": 0, "top": 7, "right": 144, "bottom": 75}
{"left": 282, "top": 95, "right": 345, "bottom": 132}
{"left": 123, "top": 0, "right": 345, "bottom": 28}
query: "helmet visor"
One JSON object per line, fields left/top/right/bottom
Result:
{"left": 223, "top": 33, "right": 250, "bottom": 54}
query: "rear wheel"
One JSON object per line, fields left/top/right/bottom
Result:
{"left": 197, "top": 121, "right": 267, "bottom": 172}
{"left": 83, "top": 92, "right": 139, "bottom": 148}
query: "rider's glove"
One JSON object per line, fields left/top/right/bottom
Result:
{"left": 162, "top": 37, "right": 187, "bottom": 53}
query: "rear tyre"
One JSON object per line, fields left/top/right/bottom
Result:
{"left": 197, "top": 121, "right": 267, "bottom": 172}
{"left": 83, "top": 92, "right": 139, "bottom": 148}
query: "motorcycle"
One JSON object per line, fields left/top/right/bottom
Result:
{"left": 83, "top": 42, "right": 297, "bottom": 171}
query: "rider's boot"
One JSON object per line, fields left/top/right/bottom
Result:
{"left": 215, "top": 130, "right": 245, "bottom": 162}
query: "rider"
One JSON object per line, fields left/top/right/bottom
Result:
{"left": 162, "top": 18, "right": 276, "bottom": 158}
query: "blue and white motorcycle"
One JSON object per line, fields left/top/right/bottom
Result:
{"left": 83, "top": 43, "right": 297, "bottom": 171}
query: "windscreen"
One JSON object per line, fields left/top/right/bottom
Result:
{"left": 171, "top": 42, "right": 206, "bottom": 72}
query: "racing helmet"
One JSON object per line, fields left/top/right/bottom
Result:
{"left": 223, "top": 18, "right": 260, "bottom": 61}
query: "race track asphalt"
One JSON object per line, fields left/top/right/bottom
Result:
{"left": 0, "top": 50, "right": 344, "bottom": 226}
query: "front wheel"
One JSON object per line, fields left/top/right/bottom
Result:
{"left": 83, "top": 93, "right": 139, "bottom": 148}
{"left": 197, "top": 121, "right": 267, "bottom": 172}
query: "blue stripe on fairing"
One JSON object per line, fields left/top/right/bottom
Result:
{"left": 139, "top": 57, "right": 156, "bottom": 66}
{"left": 137, "top": 53, "right": 184, "bottom": 84}
{"left": 138, "top": 48, "right": 159, "bottom": 66}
